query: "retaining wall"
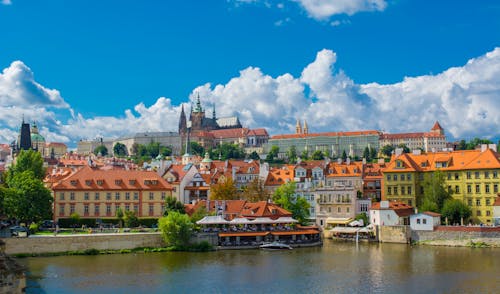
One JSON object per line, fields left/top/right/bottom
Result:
{"left": 1, "top": 233, "right": 165, "bottom": 255}
{"left": 412, "top": 226, "right": 500, "bottom": 242}
{"left": 378, "top": 225, "right": 410, "bottom": 243}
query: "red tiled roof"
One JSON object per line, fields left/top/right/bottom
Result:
{"left": 371, "top": 201, "right": 414, "bottom": 217}
{"left": 431, "top": 121, "right": 443, "bottom": 131}
{"left": 271, "top": 130, "right": 380, "bottom": 140}
{"left": 422, "top": 211, "right": 441, "bottom": 217}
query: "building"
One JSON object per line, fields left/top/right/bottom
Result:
{"left": 51, "top": 165, "right": 173, "bottom": 220}
{"left": 362, "top": 161, "right": 385, "bottom": 201}
{"left": 379, "top": 121, "right": 446, "bottom": 153}
{"left": 410, "top": 211, "right": 441, "bottom": 231}
{"left": 43, "top": 142, "right": 68, "bottom": 158}
{"left": 264, "top": 129, "right": 380, "bottom": 160}
{"left": 369, "top": 201, "right": 414, "bottom": 226}
{"left": 382, "top": 145, "right": 500, "bottom": 224}
{"left": 77, "top": 139, "right": 113, "bottom": 156}
{"left": 114, "top": 132, "right": 182, "bottom": 156}
{"left": 17, "top": 119, "right": 32, "bottom": 151}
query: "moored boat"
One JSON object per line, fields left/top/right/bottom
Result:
{"left": 259, "top": 241, "right": 293, "bottom": 250}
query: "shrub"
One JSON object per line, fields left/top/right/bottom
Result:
{"left": 29, "top": 222, "right": 39, "bottom": 234}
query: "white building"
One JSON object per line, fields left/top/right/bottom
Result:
{"left": 369, "top": 201, "right": 414, "bottom": 226}
{"left": 410, "top": 212, "right": 441, "bottom": 231}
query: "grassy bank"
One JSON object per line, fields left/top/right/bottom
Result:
{"left": 12, "top": 241, "right": 214, "bottom": 258}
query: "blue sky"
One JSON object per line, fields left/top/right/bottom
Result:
{"left": 0, "top": 0, "right": 499, "bottom": 147}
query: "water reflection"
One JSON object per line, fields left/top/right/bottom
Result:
{"left": 18, "top": 241, "right": 500, "bottom": 293}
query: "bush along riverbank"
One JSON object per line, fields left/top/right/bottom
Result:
{"left": 12, "top": 241, "right": 214, "bottom": 258}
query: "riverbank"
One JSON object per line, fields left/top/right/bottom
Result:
{"left": 417, "top": 237, "right": 500, "bottom": 248}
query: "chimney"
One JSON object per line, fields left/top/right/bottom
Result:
{"left": 412, "top": 149, "right": 421, "bottom": 155}
{"left": 395, "top": 148, "right": 403, "bottom": 156}
{"left": 488, "top": 144, "right": 497, "bottom": 152}
{"left": 481, "top": 144, "right": 488, "bottom": 152}
{"left": 380, "top": 200, "right": 389, "bottom": 209}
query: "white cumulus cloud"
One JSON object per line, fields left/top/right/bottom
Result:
{"left": 295, "top": 0, "right": 387, "bottom": 19}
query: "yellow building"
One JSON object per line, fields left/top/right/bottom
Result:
{"left": 383, "top": 146, "right": 500, "bottom": 224}
{"left": 51, "top": 165, "right": 173, "bottom": 221}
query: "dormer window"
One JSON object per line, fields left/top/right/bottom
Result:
{"left": 129, "top": 180, "right": 136, "bottom": 185}
{"left": 70, "top": 180, "right": 77, "bottom": 186}
{"left": 144, "top": 180, "right": 151, "bottom": 185}
{"left": 396, "top": 160, "right": 403, "bottom": 168}
{"left": 152, "top": 180, "right": 158, "bottom": 185}
{"left": 85, "top": 180, "right": 92, "bottom": 186}
{"left": 115, "top": 179, "right": 122, "bottom": 185}
{"left": 97, "top": 180, "right": 104, "bottom": 186}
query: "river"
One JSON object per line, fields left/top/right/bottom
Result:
{"left": 18, "top": 241, "right": 500, "bottom": 293}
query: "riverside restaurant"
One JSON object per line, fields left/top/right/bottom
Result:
{"left": 196, "top": 215, "right": 322, "bottom": 248}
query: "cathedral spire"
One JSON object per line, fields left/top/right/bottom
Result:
{"left": 212, "top": 103, "right": 216, "bottom": 119}
{"left": 296, "top": 119, "right": 302, "bottom": 134}
{"left": 303, "top": 120, "right": 308, "bottom": 135}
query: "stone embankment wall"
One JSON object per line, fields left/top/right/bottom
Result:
{"left": 1, "top": 240, "right": 26, "bottom": 293}
{"left": 2, "top": 233, "right": 164, "bottom": 255}
{"left": 191, "top": 232, "right": 219, "bottom": 246}
{"left": 412, "top": 226, "right": 500, "bottom": 242}
{"left": 378, "top": 225, "right": 410, "bottom": 243}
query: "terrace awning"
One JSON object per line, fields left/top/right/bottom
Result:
{"left": 326, "top": 217, "right": 354, "bottom": 225}
{"left": 218, "top": 231, "right": 270, "bottom": 237}
{"left": 196, "top": 215, "right": 230, "bottom": 225}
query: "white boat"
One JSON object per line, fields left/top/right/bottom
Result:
{"left": 259, "top": 242, "right": 293, "bottom": 250}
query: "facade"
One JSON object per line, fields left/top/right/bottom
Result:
{"left": 379, "top": 121, "right": 447, "bottom": 153}
{"left": 383, "top": 145, "right": 500, "bottom": 224}
{"left": 409, "top": 211, "right": 441, "bottom": 231}
{"left": 77, "top": 139, "right": 113, "bottom": 156}
{"left": 264, "top": 130, "right": 380, "bottom": 159}
{"left": 362, "top": 161, "right": 385, "bottom": 201}
{"left": 43, "top": 142, "right": 68, "bottom": 158}
{"left": 369, "top": 201, "right": 414, "bottom": 226}
{"left": 51, "top": 165, "right": 173, "bottom": 220}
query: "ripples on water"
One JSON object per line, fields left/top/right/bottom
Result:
{"left": 18, "top": 241, "right": 500, "bottom": 294}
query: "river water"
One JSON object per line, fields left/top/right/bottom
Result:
{"left": 18, "top": 240, "right": 500, "bottom": 293}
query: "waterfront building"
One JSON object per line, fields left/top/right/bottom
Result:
{"left": 264, "top": 129, "right": 380, "bottom": 160}
{"left": 51, "top": 165, "right": 173, "bottom": 221}
{"left": 362, "top": 161, "right": 385, "bottom": 201}
{"left": 293, "top": 160, "right": 328, "bottom": 221}
{"left": 369, "top": 200, "right": 413, "bottom": 226}
{"left": 409, "top": 211, "right": 441, "bottom": 231}
{"left": 382, "top": 145, "right": 500, "bottom": 224}
{"left": 379, "top": 121, "right": 447, "bottom": 153}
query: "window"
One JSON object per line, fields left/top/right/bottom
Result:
{"left": 408, "top": 200, "right": 412, "bottom": 206}
{"left": 495, "top": 185, "right": 499, "bottom": 193}
{"left": 84, "top": 204, "right": 89, "bottom": 215}
{"left": 468, "top": 199, "right": 472, "bottom": 206}
{"left": 475, "top": 185, "right": 480, "bottom": 193}
{"left": 337, "top": 207, "right": 341, "bottom": 213}
{"left": 115, "top": 179, "right": 122, "bottom": 185}
{"left": 85, "top": 180, "right": 92, "bottom": 186}
{"left": 447, "top": 173, "right": 451, "bottom": 180}
{"left": 106, "top": 205, "right": 111, "bottom": 215}
{"left": 401, "top": 187, "right": 405, "bottom": 195}
{"left": 134, "top": 205, "right": 139, "bottom": 213}
{"left": 134, "top": 192, "right": 139, "bottom": 200}
{"left": 84, "top": 192, "right": 89, "bottom": 200}
{"left": 106, "top": 192, "right": 111, "bottom": 200}
{"left": 60, "top": 192, "right": 65, "bottom": 200}
{"left": 115, "top": 192, "right": 120, "bottom": 200}
{"left": 455, "top": 186, "right": 460, "bottom": 193}
{"left": 129, "top": 180, "right": 136, "bottom": 185}
{"left": 475, "top": 172, "right": 480, "bottom": 179}
{"left": 417, "top": 218, "right": 421, "bottom": 224}
{"left": 408, "top": 186, "right": 412, "bottom": 195}
{"left": 484, "top": 171, "right": 490, "bottom": 178}
{"left": 387, "top": 175, "right": 391, "bottom": 181}
{"left": 125, "top": 192, "right": 130, "bottom": 200}
{"left": 97, "top": 180, "right": 104, "bottom": 186}
{"left": 467, "top": 185, "right": 472, "bottom": 193}
{"left": 466, "top": 172, "right": 471, "bottom": 179}
{"left": 477, "top": 210, "right": 481, "bottom": 216}
{"left": 149, "top": 204, "right": 154, "bottom": 216}
{"left": 70, "top": 204, "right": 75, "bottom": 214}
{"left": 394, "top": 187, "right": 398, "bottom": 194}
{"left": 476, "top": 199, "right": 481, "bottom": 206}
{"left": 149, "top": 192, "right": 154, "bottom": 200}
{"left": 95, "top": 192, "right": 100, "bottom": 200}
{"left": 115, "top": 204, "right": 120, "bottom": 213}
{"left": 455, "top": 173, "right": 459, "bottom": 180}
{"left": 346, "top": 207, "right": 350, "bottom": 213}
{"left": 407, "top": 174, "right": 411, "bottom": 181}
{"left": 400, "top": 174, "right": 405, "bottom": 181}
{"left": 125, "top": 204, "right": 130, "bottom": 211}
{"left": 59, "top": 204, "right": 65, "bottom": 216}
{"left": 485, "top": 184, "right": 490, "bottom": 193}
{"left": 393, "top": 175, "right": 397, "bottom": 181}
{"left": 95, "top": 204, "right": 100, "bottom": 216}
{"left": 486, "top": 210, "right": 491, "bottom": 216}
{"left": 486, "top": 198, "right": 491, "bottom": 206}
{"left": 423, "top": 219, "right": 427, "bottom": 225}
{"left": 70, "top": 180, "right": 77, "bottom": 186}
{"left": 360, "top": 203, "right": 369, "bottom": 212}
{"left": 494, "top": 171, "right": 498, "bottom": 178}
{"left": 173, "top": 187, "right": 177, "bottom": 192}
{"left": 70, "top": 192, "right": 75, "bottom": 201}
{"left": 161, "top": 192, "right": 166, "bottom": 200}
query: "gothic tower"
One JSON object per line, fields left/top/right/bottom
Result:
{"left": 296, "top": 119, "right": 302, "bottom": 134}
{"left": 179, "top": 104, "right": 187, "bottom": 135}
{"left": 18, "top": 118, "right": 32, "bottom": 151}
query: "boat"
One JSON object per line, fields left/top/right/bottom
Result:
{"left": 259, "top": 241, "right": 293, "bottom": 250}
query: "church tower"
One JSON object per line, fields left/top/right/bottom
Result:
{"left": 296, "top": 119, "right": 302, "bottom": 134}
{"left": 18, "top": 118, "right": 32, "bottom": 151}
{"left": 303, "top": 120, "right": 309, "bottom": 135}
{"left": 179, "top": 104, "right": 187, "bottom": 135}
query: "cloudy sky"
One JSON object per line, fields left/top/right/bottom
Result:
{"left": 0, "top": 0, "right": 499, "bottom": 147}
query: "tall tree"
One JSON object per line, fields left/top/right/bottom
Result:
{"left": 6, "top": 149, "right": 46, "bottom": 183}
{"left": 113, "top": 142, "right": 127, "bottom": 157}
{"left": 441, "top": 199, "right": 471, "bottom": 225}
{"left": 164, "top": 196, "right": 185, "bottom": 216}
{"left": 341, "top": 150, "right": 347, "bottom": 161}
{"left": 189, "top": 142, "right": 204, "bottom": 156}
{"left": 363, "top": 147, "right": 370, "bottom": 161}
{"left": 211, "top": 143, "right": 245, "bottom": 160}
{"left": 248, "top": 151, "right": 260, "bottom": 161}
{"left": 286, "top": 145, "right": 298, "bottom": 163}
{"left": 397, "top": 144, "right": 410, "bottom": 153}
{"left": 311, "top": 150, "right": 324, "bottom": 160}
{"left": 210, "top": 177, "right": 239, "bottom": 200}
{"left": 242, "top": 178, "right": 269, "bottom": 202}
{"left": 94, "top": 145, "right": 108, "bottom": 156}
{"left": 160, "top": 146, "right": 172, "bottom": 156}
{"left": 146, "top": 141, "right": 161, "bottom": 158}
{"left": 266, "top": 146, "right": 280, "bottom": 163}
{"left": 420, "top": 170, "right": 451, "bottom": 212}
{"left": 272, "top": 182, "right": 310, "bottom": 225}
{"left": 3, "top": 171, "right": 53, "bottom": 223}
{"left": 159, "top": 211, "right": 194, "bottom": 247}
{"left": 370, "top": 147, "right": 378, "bottom": 160}
{"left": 380, "top": 145, "right": 394, "bottom": 157}
{"left": 301, "top": 150, "right": 309, "bottom": 160}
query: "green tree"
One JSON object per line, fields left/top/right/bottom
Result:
{"left": 158, "top": 211, "right": 194, "bottom": 247}
{"left": 266, "top": 146, "right": 279, "bottom": 163}
{"left": 113, "top": 142, "right": 127, "bottom": 157}
{"left": 94, "top": 145, "right": 108, "bottom": 156}
{"left": 190, "top": 206, "right": 209, "bottom": 231}
{"left": 189, "top": 142, "right": 204, "bottom": 156}
{"left": 248, "top": 151, "right": 260, "bottom": 161}
{"left": 272, "top": 182, "right": 310, "bottom": 225}
{"left": 164, "top": 196, "right": 185, "bottom": 216}
{"left": 397, "top": 144, "right": 410, "bottom": 153}
{"left": 210, "top": 178, "right": 239, "bottom": 200}
{"left": 211, "top": 143, "right": 245, "bottom": 160}
{"left": 420, "top": 170, "right": 451, "bottom": 212}
{"left": 380, "top": 145, "right": 394, "bottom": 157}
{"left": 3, "top": 171, "right": 53, "bottom": 223}
{"left": 363, "top": 147, "right": 370, "bottom": 161}
{"left": 301, "top": 150, "right": 309, "bottom": 160}
{"left": 441, "top": 199, "right": 472, "bottom": 225}
{"left": 146, "top": 141, "right": 160, "bottom": 158}
{"left": 6, "top": 149, "right": 46, "bottom": 183}
{"left": 341, "top": 150, "right": 347, "bottom": 161}
{"left": 124, "top": 210, "right": 139, "bottom": 228}
{"left": 311, "top": 150, "right": 324, "bottom": 160}
{"left": 466, "top": 138, "right": 493, "bottom": 150}
{"left": 70, "top": 212, "right": 81, "bottom": 227}
{"left": 355, "top": 212, "right": 369, "bottom": 225}
{"left": 242, "top": 178, "right": 269, "bottom": 202}
{"left": 116, "top": 207, "right": 124, "bottom": 228}
{"left": 457, "top": 139, "right": 467, "bottom": 150}
{"left": 370, "top": 147, "right": 378, "bottom": 160}
{"left": 286, "top": 145, "right": 297, "bottom": 163}
{"left": 160, "top": 146, "right": 172, "bottom": 156}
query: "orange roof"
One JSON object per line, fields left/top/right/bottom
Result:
{"left": 493, "top": 197, "right": 500, "bottom": 206}
{"left": 271, "top": 130, "right": 380, "bottom": 140}
{"left": 265, "top": 168, "right": 294, "bottom": 186}
{"left": 52, "top": 165, "right": 172, "bottom": 191}
{"left": 431, "top": 121, "right": 443, "bottom": 131}
{"left": 240, "top": 201, "right": 292, "bottom": 218}
{"left": 422, "top": 211, "right": 441, "bottom": 217}
{"left": 371, "top": 201, "right": 414, "bottom": 217}
{"left": 326, "top": 162, "right": 362, "bottom": 177}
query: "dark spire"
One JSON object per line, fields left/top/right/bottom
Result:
{"left": 212, "top": 103, "right": 216, "bottom": 119}
{"left": 179, "top": 104, "right": 187, "bottom": 134}
{"left": 18, "top": 119, "right": 32, "bottom": 151}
